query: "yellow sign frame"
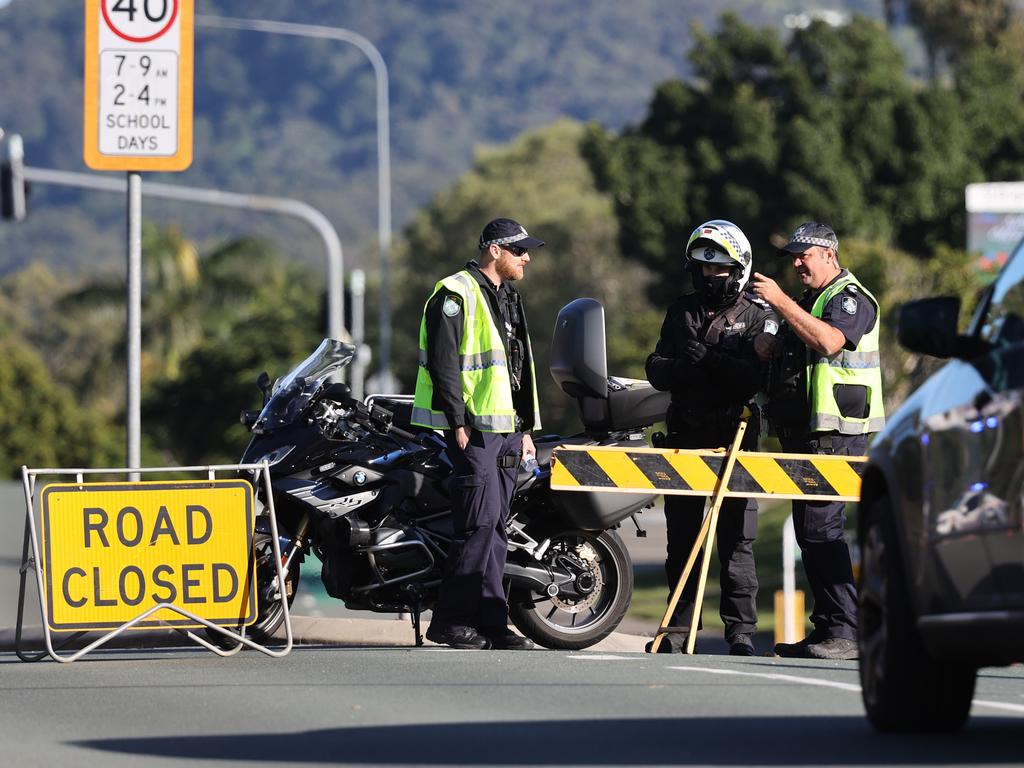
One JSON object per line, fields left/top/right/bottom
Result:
{"left": 40, "top": 479, "right": 255, "bottom": 632}
{"left": 83, "top": 0, "right": 194, "bottom": 171}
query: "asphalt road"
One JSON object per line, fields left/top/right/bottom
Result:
{"left": 2, "top": 647, "right": 1023, "bottom": 767}
{"left": 4, "top": 482, "right": 1024, "bottom": 767}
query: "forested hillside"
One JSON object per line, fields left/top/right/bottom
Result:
{"left": 0, "top": 0, "right": 883, "bottom": 278}
{"left": 4, "top": 0, "right": 1024, "bottom": 473}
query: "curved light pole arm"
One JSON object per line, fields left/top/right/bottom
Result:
{"left": 22, "top": 166, "right": 346, "bottom": 342}
{"left": 197, "top": 15, "right": 392, "bottom": 383}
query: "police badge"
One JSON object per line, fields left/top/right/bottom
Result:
{"left": 841, "top": 296, "right": 858, "bottom": 315}
{"left": 442, "top": 296, "right": 461, "bottom": 317}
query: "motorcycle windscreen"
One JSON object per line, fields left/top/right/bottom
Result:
{"left": 256, "top": 339, "right": 356, "bottom": 431}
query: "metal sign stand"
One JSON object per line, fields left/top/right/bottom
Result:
{"left": 648, "top": 411, "right": 750, "bottom": 655}
{"left": 14, "top": 461, "right": 293, "bottom": 663}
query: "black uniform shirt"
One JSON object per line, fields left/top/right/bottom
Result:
{"left": 645, "top": 291, "right": 778, "bottom": 424}
{"left": 423, "top": 261, "right": 535, "bottom": 432}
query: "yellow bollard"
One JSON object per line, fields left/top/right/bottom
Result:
{"left": 774, "top": 589, "right": 806, "bottom": 645}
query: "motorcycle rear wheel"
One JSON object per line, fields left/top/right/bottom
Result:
{"left": 509, "top": 529, "right": 632, "bottom": 650}
{"left": 205, "top": 532, "right": 299, "bottom": 649}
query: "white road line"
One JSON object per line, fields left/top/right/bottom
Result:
{"left": 668, "top": 664, "right": 1024, "bottom": 715}
{"left": 973, "top": 699, "right": 1024, "bottom": 714}
{"left": 668, "top": 665, "right": 861, "bottom": 692}
{"left": 568, "top": 654, "right": 640, "bottom": 660}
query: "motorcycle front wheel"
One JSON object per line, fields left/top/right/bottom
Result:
{"left": 508, "top": 529, "right": 632, "bottom": 650}
{"left": 205, "top": 532, "right": 299, "bottom": 649}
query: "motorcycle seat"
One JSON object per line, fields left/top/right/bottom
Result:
{"left": 578, "top": 377, "right": 670, "bottom": 432}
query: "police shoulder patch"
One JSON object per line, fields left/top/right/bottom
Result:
{"left": 841, "top": 295, "right": 858, "bottom": 315}
{"left": 442, "top": 295, "right": 462, "bottom": 317}
{"left": 763, "top": 319, "right": 779, "bottom": 335}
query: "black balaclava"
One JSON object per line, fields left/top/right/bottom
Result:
{"left": 691, "top": 263, "right": 742, "bottom": 310}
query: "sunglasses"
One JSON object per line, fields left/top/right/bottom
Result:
{"left": 502, "top": 244, "right": 528, "bottom": 257}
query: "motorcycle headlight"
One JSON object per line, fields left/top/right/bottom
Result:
{"left": 254, "top": 445, "right": 296, "bottom": 466}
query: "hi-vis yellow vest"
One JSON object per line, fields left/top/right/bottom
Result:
{"left": 807, "top": 271, "right": 885, "bottom": 434}
{"left": 412, "top": 270, "right": 540, "bottom": 432}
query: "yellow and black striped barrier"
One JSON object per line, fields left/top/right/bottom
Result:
{"left": 551, "top": 445, "right": 866, "bottom": 502}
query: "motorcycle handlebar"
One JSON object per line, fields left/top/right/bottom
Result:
{"left": 388, "top": 424, "right": 419, "bottom": 442}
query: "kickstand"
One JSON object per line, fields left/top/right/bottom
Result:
{"left": 410, "top": 596, "right": 424, "bottom": 647}
{"left": 630, "top": 514, "right": 647, "bottom": 538}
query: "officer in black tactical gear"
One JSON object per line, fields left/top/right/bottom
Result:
{"left": 645, "top": 219, "right": 779, "bottom": 655}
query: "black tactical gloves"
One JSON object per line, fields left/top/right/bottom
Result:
{"left": 682, "top": 339, "right": 709, "bottom": 364}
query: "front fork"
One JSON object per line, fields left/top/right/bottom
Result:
{"left": 255, "top": 508, "right": 309, "bottom": 598}
{"left": 282, "top": 513, "right": 311, "bottom": 571}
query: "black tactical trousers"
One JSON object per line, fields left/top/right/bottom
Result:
{"left": 662, "top": 421, "right": 759, "bottom": 645}
{"left": 780, "top": 432, "right": 867, "bottom": 642}
{"left": 429, "top": 429, "right": 522, "bottom": 633}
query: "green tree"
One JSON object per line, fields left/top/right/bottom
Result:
{"left": 141, "top": 301, "right": 323, "bottom": 466}
{"left": 953, "top": 17, "right": 1024, "bottom": 182}
{"left": 585, "top": 13, "right": 992, "bottom": 277}
{"left": 0, "top": 337, "right": 121, "bottom": 478}
{"left": 0, "top": 226, "right": 329, "bottom": 467}
{"left": 891, "top": 0, "right": 1013, "bottom": 75}
{"left": 140, "top": 239, "right": 327, "bottom": 466}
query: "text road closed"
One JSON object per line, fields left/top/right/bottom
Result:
{"left": 41, "top": 480, "right": 255, "bottom": 631}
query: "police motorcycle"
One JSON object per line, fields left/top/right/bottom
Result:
{"left": 226, "top": 298, "right": 669, "bottom": 650}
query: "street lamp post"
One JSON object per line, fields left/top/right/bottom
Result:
{"left": 196, "top": 15, "right": 395, "bottom": 390}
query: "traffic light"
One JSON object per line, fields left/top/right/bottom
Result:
{"left": 1, "top": 132, "right": 27, "bottom": 221}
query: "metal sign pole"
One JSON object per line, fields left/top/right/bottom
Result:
{"left": 127, "top": 172, "right": 142, "bottom": 481}
{"left": 85, "top": 0, "right": 195, "bottom": 477}
{"left": 352, "top": 268, "right": 366, "bottom": 400}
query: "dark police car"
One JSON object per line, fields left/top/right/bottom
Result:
{"left": 857, "top": 243, "right": 1024, "bottom": 732}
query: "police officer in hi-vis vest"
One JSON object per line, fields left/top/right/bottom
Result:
{"left": 751, "top": 221, "right": 885, "bottom": 661}
{"left": 413, "top": 217, "right": 542, "bottom": 651}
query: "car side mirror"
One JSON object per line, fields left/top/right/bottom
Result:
{"left": 898, "top": 296, "right": 961, "bottom": 358}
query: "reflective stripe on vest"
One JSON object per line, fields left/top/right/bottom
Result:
{"left": 412, "top": 270, "right": 537, "bottom": 432}
{"left": 806, "top": 272, "right": 886, "bottom": 435}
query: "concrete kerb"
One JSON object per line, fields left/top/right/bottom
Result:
{"left": 0, "top": 615, "right": 652, "bottom": 654}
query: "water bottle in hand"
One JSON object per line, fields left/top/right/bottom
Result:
{"left": 521, "top": 453, "right": 541, "bottom": 477}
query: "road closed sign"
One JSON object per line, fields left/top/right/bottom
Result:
{"left": 40, "top": 480, "right": 255, "bottom": 631}
{"left": 83, "top": 0, "right": 194, "bottom": 171}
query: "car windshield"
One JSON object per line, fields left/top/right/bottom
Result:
{"left": 255, "top": 339, "right": 356, "bottom": 431}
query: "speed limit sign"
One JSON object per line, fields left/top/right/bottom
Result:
{"left": 84, "top": 0, "right": 194, "bottom": 171}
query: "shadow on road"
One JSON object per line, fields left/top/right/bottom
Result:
{"left": 71, "top": 716, "right": 1024, "bottom": 764}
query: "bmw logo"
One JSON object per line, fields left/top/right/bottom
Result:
{"left": 353, "top": 471, "right": 367, "bottom": 486}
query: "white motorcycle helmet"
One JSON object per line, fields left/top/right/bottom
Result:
{"left": 684, "top": 219, "right": 753, "bottom": 308}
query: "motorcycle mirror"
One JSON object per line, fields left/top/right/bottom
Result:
{"left": 256, "top": 371, "right": 272, "bottom": 405}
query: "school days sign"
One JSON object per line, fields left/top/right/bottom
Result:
{"left": 40, "top": 480, "right": 255, "bottom": 631}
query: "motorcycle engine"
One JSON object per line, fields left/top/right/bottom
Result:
{"left": 367, "top": 523, "right": 435, "bottom": 581}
